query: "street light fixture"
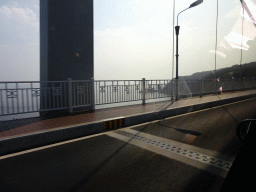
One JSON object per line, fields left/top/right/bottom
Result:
{"left": 175, "top": 0, "right": 203, "bottom": 100}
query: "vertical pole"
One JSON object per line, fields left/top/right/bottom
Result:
{"left": 22, "top": 88, "right": 24, "bottom": 113}
{"left": 219, "top": 79, "right": 222, "bottom": 93}
{"left": 142, "top": 78, "right": 146, "bottom": 105}
{"left": 60, "top": 82, "right": 63, "bottom": 108}
{"left": 68, "top": 78, "right": 73, "bottom": 113}
{"left": 240, "top": 4, "right": 244, "bottom": 90}
{"left": 16, "top": 83, "right": 19, "bottom": 113}
{"left": 232, "top": 78, "right": 234, "bottom": 92}
{"left": 213, "top": 78, "right": 215, "bottom": 93}
{"left": 91, "top": 77, "right": 95, "bottom": 111}
{"left": 30, "top": 83, "right": 33, "bottom": 111}
{"left": 52, "top": 82, "right": 55, "bottom": 109}
{"left": 214, "top": 0, "right": 219, "bottom": 94}
{"left": 200, "top": 79, "right": 202, "bottom": 98}
{"left": 104, "top": 81, "right": 106, "bottom": 104}
{"left": 171, "top": 80, "right": 174, "bottom": 101}
{"left": 175, "top": 26, "right": 180, "bottom": 101}
{"left": 5, "top": 83, "right": 9, "bottom": 114}
{"left": 1, "top": 89, "right": 4, "bottom": 115}
{"left": 172, "top": 0, "right": 175, "bottom": 80}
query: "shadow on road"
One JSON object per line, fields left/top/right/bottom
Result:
{"left": 68, "top": 100, "right": 176, "bottom": 191}
{"left": 69, "top": 98, "right": 249, "bottom": 191}
{"left": 181, "top": 136, "right": 243, "bottom": 192}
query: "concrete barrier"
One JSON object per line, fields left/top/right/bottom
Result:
{"left": 0, "top": 122, "right": 104, "bottom": 156}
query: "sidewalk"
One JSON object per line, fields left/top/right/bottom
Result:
{"left": 0, "top": 99, "right": 170, "bottom": 138}
{"left": 1, "top": 89, "right": 256, "bottom": 140}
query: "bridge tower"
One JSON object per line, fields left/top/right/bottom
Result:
{"left": 40, "top": 0, "right": 94, "bottom": 118}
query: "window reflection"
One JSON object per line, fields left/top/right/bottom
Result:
{"left": 218, "top": 0, "right": 256, "bottom": 56}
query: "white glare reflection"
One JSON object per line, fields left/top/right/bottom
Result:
{"left": 222, "top": 0, "right": 256, "bottom": 52}
{"left": 224, "top": 31, "right": 251, "bottom": 50}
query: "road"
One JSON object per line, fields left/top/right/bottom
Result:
{"left": 0, "top": 97, "right": 256, "bottom": 192}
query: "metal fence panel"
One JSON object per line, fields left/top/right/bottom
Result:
{"left": 1, "top": 78, "right": 255, "bottom": 117}
{"left": 0, "top": 81, "right": 70, "bottom": 116}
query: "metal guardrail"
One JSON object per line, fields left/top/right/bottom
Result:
{"left": 1, "top": 78, "right": 256, "bottom": 116}
{"left": 0, "top": 78, "right": 94, "bottom": 116}
{"left": 94, "top": 79, "right": 175, "bottom": 105}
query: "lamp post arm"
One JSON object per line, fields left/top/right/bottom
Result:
{"left": 177, "top": 7, "right": 189, "bottom": 26}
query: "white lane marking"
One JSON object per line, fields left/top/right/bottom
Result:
{"left": 164, "top": 97, "right": 256, "bottom": 120}
{"left": 123, "top": 97, "right": 256, "bottom": 131}
{"left": 106, "top": 129, "right": 235, "bottom": 178}
{"left": 124, "top": 128, "right": 235, "bottom": 162}
{"left": 0, "top": 131, "right": 107, "bottom": 160}
{"left": 120, "top": 129, "right": 233, "bottom": 169}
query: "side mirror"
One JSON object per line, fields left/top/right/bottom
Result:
{"left": 236, "top": 119, "right": 256, "bottom": 142}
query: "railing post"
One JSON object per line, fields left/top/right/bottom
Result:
{"left": 232, "top": 78, "right": 234, "bottom": 92}
{"left": 171, "top": 80, "right": 174, "bottom": 101}
{"left": 142, "top": 78, "right": 146, "bottom": 105}
{"left": 219, "top": 79, "right": 221, "bottom": 93}
{"left": 68, "top": 78, "right": 73, "bottom": 113}
{"left": 213, "top": 79, "right": 215, "bottom": 94}
{"left": 176, "top": 78, "right": 179, "bottom": 100}
{"left": 200, "top": 79, "right": 202, "bottom": 98}
{"left": 91, "top": 77, "right": 95, "bottom": 111}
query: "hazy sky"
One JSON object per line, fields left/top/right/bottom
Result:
{"left": 1, "top": 0, "right": 256, "bottom": 81}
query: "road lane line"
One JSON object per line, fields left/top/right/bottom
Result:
{"left": 106, "top": 129, "right": 235, "bottom": 178}
{"left": 0, "top": 131, "right": 108, "bottom": 160}
{"left": 121, "top": 97, "right": 256, "bottom": 130}
{"left": 164, "top": 97, "right": 256, "bottom": 120}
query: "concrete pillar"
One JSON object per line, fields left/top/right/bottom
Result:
{"left": 40, "top": 0, "right": 94, "bottom": 118}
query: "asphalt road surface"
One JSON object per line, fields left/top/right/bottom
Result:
{"left": 1, "top": 97, "right": 256, "bottom": 192}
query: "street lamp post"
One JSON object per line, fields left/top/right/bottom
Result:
{"left": 175, "top": 0, "right": 203, "bottom": 100}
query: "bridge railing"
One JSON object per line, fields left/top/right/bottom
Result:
{"left": 95, "top": 80, "right": 143, "bottom": 105}
{"left": 94, "top": 79, "right": 176, "bottom": 105}
{"left": 0, "top": 79, "right": 94, "bottom": 116}
{"left": 1, "top": 78, "right": 256, "bottom": 117}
